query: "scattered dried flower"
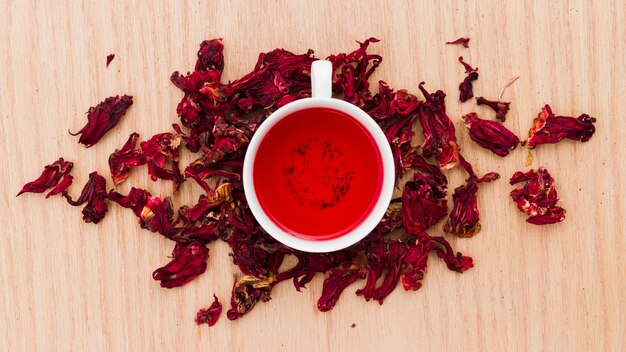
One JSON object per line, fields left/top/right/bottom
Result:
{"left": 70, "top": 95, "right": 133, "bottom": 147}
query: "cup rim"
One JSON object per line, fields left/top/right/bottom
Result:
{"left": 243, "top": 97, "right": 395, "bottom": 253}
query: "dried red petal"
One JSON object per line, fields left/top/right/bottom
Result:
{"left": 227, "top": 275, "right": 276, "bottom": 320}
{"left": 430, "top": 236, "right": 473, "bottom": 271}
{"left": 401, "top": 173, "right": 448, "bottom": 234}
{"left": 196, "top": 294, "right": 222, "bottom": 326}
{"left": 443, "top": 156, "right": 499, "bottom": 237}
{"left": 45, "top": 174, "right": 74, "bottom": 198}
{"left": 153, "top": 242, "right": 209, "bottom": 288}
{"left": 327, "top": 38, "right": 381, "bottom": 107}
{"left": 140, "top": 132, "right": 184, "bottom": 191}
{"left": 140, "top": 196, "right": 180, "bottom": 238}
{"left": 457, "top": 56, "right": 479, "bottom": 103}
{"left": 459, "top": 71, "right": 479, "bottom": 102}
{"left": 509, "top": 167, "right": 565, "bottom": 225}
{"left": 446, "top": 37, "right": 470, "bottom": 48}
{"left": 108, "top": 133, "right": 147, "bottom": 185}
{"left": 462, "top": 112, "right": 520, "bottom": 157}
{"left": 417, "top": 82, "right": 460, "bottom": 170}
{"left": 318, "top": 263, "right": 366, "bottom": 311}
{"left": 62, "top": 172, "right": 109, "bottom": 224}
{"left": 458, "top": 56, "right": 478, "bottom": 73}
{"left": 524, "top": 104, "right": 596, "bottom": 148}
{"left": 195, "top": 39, "right": 224, "bottom": 72}
{"left": 106, "top": 54, "right": 115, "bottom": 67}
{"left": 476, "top": 96, "right": 510, "bottom": 122}
{"left": 17, "top": 158, "right": 73, "bottom": 197}
{"left": 70, "top": 95, "right": 133, "bottom": 147}
{"left": 108, "top": 187, "right": 152, "bottom": 217}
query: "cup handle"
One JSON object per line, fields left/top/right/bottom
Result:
{"left": 311, "top": 60, "right": 333, "bottom": 99}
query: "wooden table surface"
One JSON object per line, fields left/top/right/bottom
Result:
{"left": 1, "top": 1, "right": 624, "bottom": 351}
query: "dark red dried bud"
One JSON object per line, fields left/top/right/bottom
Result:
{"left": 62, "top": 172, "right": 109, "bottom": 224}
{"left": 476, "top": 96, "right": 511, "bottom": 122}
{"left": 70, "top": 95, "right": 133, "bottom": 147}
{"left": 417, "top": 82, "right": 460, "bottom": 170}
{"left": 509, "top": 167, "right": 565, "bottom": 225}
{"left": 446, "top": 37, "right": 470, "bottom": 48}
{"left": 524, "top": 104, "right": 596, "bottom": 148}
{"left": 153, "top": 242, "right": 209, "bottom": 288}
{"left": 17, "top": 158, "right": 73, "bottom": 197}
{"left": 108, "top": 133, "right": 147, "bottom": 185}
{"left": 195, "top": 294, "right": 222, "bottom": 326}
{"left": 462, "top": 112, "right": 520, "bottom": 157}
{"left": 227, "top": 275, "right": 276, "bottom": 320}
{"left": 106, "top": 54, "right": 115, "bottom": 67}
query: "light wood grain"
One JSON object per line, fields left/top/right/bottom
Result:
{"left": 1, "top": 1, "right": 624, "bottom": 351}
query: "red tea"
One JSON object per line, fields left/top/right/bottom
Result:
{"left": 253, "top": 107, "right": 383, "bottom": 240}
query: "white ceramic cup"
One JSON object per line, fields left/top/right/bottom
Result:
{"left": 243, "top": 60, "right": 395, "bottom": 253}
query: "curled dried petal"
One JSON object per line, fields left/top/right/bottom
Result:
{"left": 430, "top": 236, "right": 473, "bottom": 272}
{"left": 458, "top": 56, "right": 478, "bottom": 73}
{"left": 317, "top": 264, "right": 366, "bottom": 311}
{"left": 17, "top": 158, "right": 73, "bottom": 197}
{"left": 140, "top": 132, "right": 184, "bottom": 191}
{"left": 524, "top": 104, "right": 596, "bottom": 148}
{"left": 459, "top": 71, "right": 479, "bottom": 102}
{"left": 153, "top": 242, "right": 209, "bottom": 288}
{"left": 108, "top": 187, "right": 151, "bottom": 217}
{"left": 62, "top": 172, "right": 109, "bottom": 224}
{"left": 446, "top": 37, "right": 470, "bottom": 48}
{"left": 196, "top": 294, "right": 222, "bottom": 326}
{"left": 476, "top": 96, "right": 511, "bottom": 122}
{"left": 462, "top": 112, "right": 520, "bottom": 156}
{"left": 70, "top": 95, "right": 133, "bottom": 147}
{"left": 108, "top": 133, "right": 146, "bottom": 185}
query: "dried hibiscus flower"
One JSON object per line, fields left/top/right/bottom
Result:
{"left": 458, "top": 57, "right": 478, "bottom": 102}
{"left": 444, "top": 156, "right": 499, "bottom": 237}
{"left": 153, "top": 241, "right": 210, "bottom": 288}
{"left": 70, "top": 95, "right": 133, "bottom": 147}
{"left": 509, "top": 167, "right": 565, "bottom": 225}
{"left": 196, "top": 294, "right": 222, "bottom": 326}
{"left": 462, "top": 112, "right": 520, "bottom": 157}
{"left": 524, "top": 104, "right": 596, "bottom": 148}
{"left": 62, "top": 172, "right": 109, "bottom": 224}
{"left": 446, "top": 37, "right": 470, "bottom": 48}
{"left": 17, "top": 158, "right": 73, "bottom": 197}
{"left": 140, "top": 133, "right": 184, "bottom": 191}
{"left": 108, "top": 132, "right": 146, "bottom": 185}
{"left": 417, "top": 82, "right": 460, "bottom": 170}
{"left": 476, "top": 96, "right": 510, "bottom": 122}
